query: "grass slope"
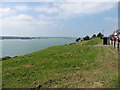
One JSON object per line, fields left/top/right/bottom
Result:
{"left": 2, "top": 38, "right": 118, "bottom": 88}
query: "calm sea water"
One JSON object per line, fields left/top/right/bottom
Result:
{"left": 0, "top": 38, "right": 76, "bottom": 57}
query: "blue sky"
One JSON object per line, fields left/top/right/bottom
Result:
{"left": 0, "top": 1, "right": 118, "bottom": 37}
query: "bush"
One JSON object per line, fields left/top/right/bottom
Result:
{"left": 92, "top": 34, "right": 97, "bottom": 38}
{"left": 83, "top": 36, "right": 90, "bottom": 40}
{"left": 2, "top": 56, "right": 11, "bottom": 61}
{"left": 76, "top": 38, "right": 81, "bottom": 42}
{"left": 97, "top": 32, "right": 103, "bottom": 38}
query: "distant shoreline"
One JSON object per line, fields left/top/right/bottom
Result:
{"left": 0, "top": 37, "right": 76, "bottom": 58}
{"left": 0, "top": 36, "right": 77, "bottom": 40}
{"left": 1, "top": 42, "right": 75, "bottom": 59}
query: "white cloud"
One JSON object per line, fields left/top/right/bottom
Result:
{"left": 0, "top": 2, "right": 117, "bottom": 36}
{"left": 1, "top": 14, "right": 57, "bottom": 35}
{"left": 58, "top": 0, "right": 119, "bottom": 2}
{"left": 15, "top": 5, "right": 31, "bottom": 11}
{"left": 35, "top": 6, "right": 58, "bottom": 13}
{"left": 54, "top": 2, "right": 116, "bottom": 18}
{"left": 104, "top": 17, "right": 118, "bottom": 22}
{"left": 2, "top": 0, "right": 119, "bottom": 2}
{"left": 34, "top": 2, "right": 116, "bottom": 19}
{"left": 15, "top": 14, "right": 34, "bottom": 22}
{"left": 38, "top": 15, "right": 55, "bottom": 21}
{"left": 0, "top": 8, "right": 15, "bottom": 17}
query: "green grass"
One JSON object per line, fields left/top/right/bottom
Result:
{"left": 2, "top": 38, "right": 118, "bottom": 88}
{"left": 83, "top": 38, "right": 102, "bottom": 45}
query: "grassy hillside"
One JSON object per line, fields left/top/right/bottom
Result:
{"left": 2, "top": 38, "right": 118, "bottom": 88}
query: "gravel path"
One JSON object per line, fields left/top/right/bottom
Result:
{"left": 94, "top": 45, "right": 111, "bottom": 47}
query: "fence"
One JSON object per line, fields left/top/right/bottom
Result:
{"left": 109, "top": 38, "right": 120, "bottom": 51}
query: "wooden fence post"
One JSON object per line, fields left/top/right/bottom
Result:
{"left": 118, "top": 38, "right": 120, "bottom": 51}
{"left": 114, "top": 40, "right": 116, "bottom": 48}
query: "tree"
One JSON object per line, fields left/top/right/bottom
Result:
{"left": 83, "top": 36, "right": 90, "bottom": 40}
{"left": 76, "top": 37, "right": 81, "bottom": 42}
{"left": 92, "top": 34, "right": 96, "bottom": 38}
{"left": 97, "top": 32, "right": 103, "bottom": 38}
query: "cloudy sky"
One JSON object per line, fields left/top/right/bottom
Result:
{"left": 0, "top": 1, "right": 118, "bottom": 37}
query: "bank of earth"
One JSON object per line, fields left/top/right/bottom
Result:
{"left": 2, "top": 38, "right": 118, "bottom": 88}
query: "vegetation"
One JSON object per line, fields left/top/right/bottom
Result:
{"left": 76, "top": 38, "right": 81, "bottom": 42}
{"left": 0, "top": 36, "right": 75, "bottom": 40}
{"left": 81, "top": 32, "right": 103, "bottom": 41}
{"left": 97, "top": 32, "right": 103, "bottom": 38}
{"left": 92, "top": 34, "right": 97, "bottom": 38}
{"left": 1, "top": 56, "right": 11, "bottom": 61}
{"left": 2, "top": 38, "right": 118, "bottom": 88}
{"left": 0, "top": 36, "right": 32, "bottom": 40}
{"left": 83, "top": 36, "right": 90, "bottom": 40}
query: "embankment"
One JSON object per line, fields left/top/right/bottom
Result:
{"left": 2, "top": 38, "right": 118, "bottom": 88}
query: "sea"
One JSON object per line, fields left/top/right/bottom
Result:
{"left": 0, "top": 37, "right": 76, "bottom": 58}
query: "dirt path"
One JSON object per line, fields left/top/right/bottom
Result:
{"left": 94, "top": 45, "right": 111, "bottom": 47}
{"left": 42, "top": 46, "right": 118, "bottom": 88}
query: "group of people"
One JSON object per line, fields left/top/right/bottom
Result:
{"left": 110, "top": 36, "right": 120, "bottom": 42}
{"left": 109, "top": 36, "right": 120, "bottom": 51}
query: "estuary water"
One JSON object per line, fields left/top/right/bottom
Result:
{"left": 0, "top": 38, "right": 76, "bottom": 57}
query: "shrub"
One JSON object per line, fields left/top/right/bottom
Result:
{"left": 92, "top": 34, "right": 97, "bottom": 38}
{"left": 83, "top": 36, "right": 90, "bottom": 40}
{"left": 97, "top": 32, "right": 103, "bottom": 38}
{"left": 2, "top": 56, "right": 11, "bottom": 61}
{"left": 76, "top": 38, "right": 81, "bottom": 42}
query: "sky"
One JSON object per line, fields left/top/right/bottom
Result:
{"left": 0, "top": 1, "right": 118, "bottom": 37}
